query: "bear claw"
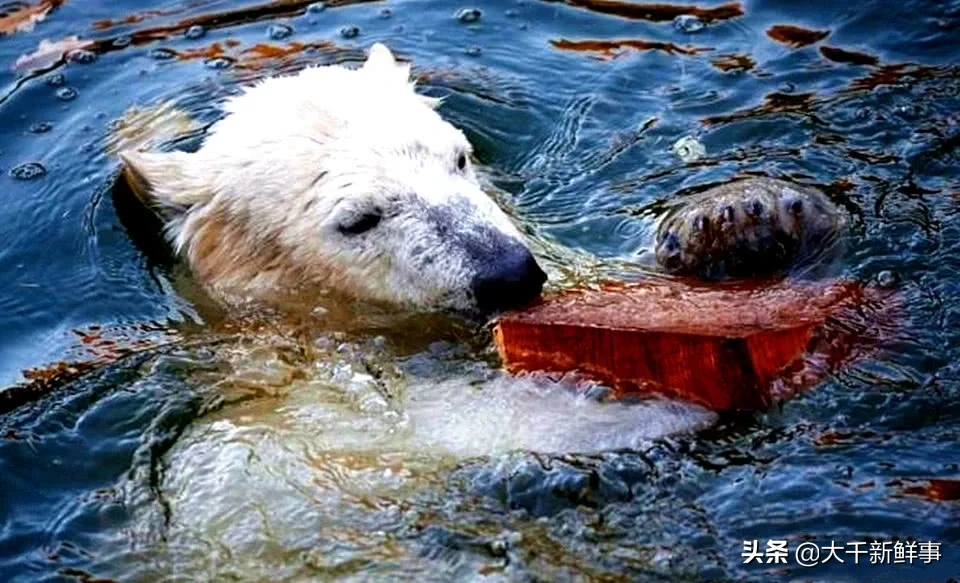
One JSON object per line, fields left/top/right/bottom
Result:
{"left": 654, "top": 177, "right": 844, "bottom": 279}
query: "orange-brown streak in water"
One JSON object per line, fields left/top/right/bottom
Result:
{"left": 766, "top": 24, "right": 830, "bottom": 48}
{"left": 699, "top": 62, "right": 957, "bottom": 129}
{"left": 537, "top": 0, "right": 743, "bottom": 22}
{"left": 893, "top": 478, "right": 960, "bottom": 502}
{"left": 161, "top": 40, "right": 337, "bottom": 69}
{"left": 92, "top": 8, "right": 179, "bottom": 31}
{"left": 113, "top": 0, "right": 380, "bottom": 45}
{"left": 550, "top": 38, "right": 711, "bottom": 59}
{"left": 845, "top": 63, "right": 945, "bottom": 93}
{"left": 703, "top": 91, "right": 817, "bottom": 126}
{"left": 0, "top": 0, "right": 66, "bottom": 35}
{"left": 0, "top": 321, "right": 182, "bottom": 415}
{"left": 819, "top": 45, "right": 879, "bottom": 67}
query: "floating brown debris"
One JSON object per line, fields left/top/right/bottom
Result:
{"left": 538, "top": 0, "right": 743, "bottom": 22}
{"left": 550, "top": 38, "right": 710, "bottom": 59}
{"left": 766, "top": 24, "right": 829, "bottom": 48}
{"left": 820, "top": 45, "right": 879, "bottom": 67}
{"left": 711, "top": 53, "right": 755, "bottom": 73}
{"left": 0, "top": 0, "right": 65, "bottom": 35}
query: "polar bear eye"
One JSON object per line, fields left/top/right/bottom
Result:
{"left": 456, "top": 153, "right": 467, "bottom": 171}
{"left": 338, "top": 210, "right": 382, "bottom": 235}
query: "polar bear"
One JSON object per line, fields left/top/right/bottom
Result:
{"left": 119, "top": 43, "right": 545, "bottom": 316}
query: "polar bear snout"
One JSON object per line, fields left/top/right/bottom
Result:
{"left": 470, "top": 243, "right": 547, "bottom": 314}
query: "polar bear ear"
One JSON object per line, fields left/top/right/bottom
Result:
{"left": 362, "top": 42, "right": 411, "bottom": 86}
{"left": 119, "top": 150, "right": 212, "bottom": 214}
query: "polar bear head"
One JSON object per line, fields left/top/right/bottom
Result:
{"left": 120, "top": 43, "right": 545, "bottom": 316}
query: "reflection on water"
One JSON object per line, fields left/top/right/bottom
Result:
{"left": 1, "top": 0, "right": 959, "bottom": 580}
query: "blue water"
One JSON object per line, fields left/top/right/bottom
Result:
{"left": 1, "top": 0, "right": 959, "bottom": 581}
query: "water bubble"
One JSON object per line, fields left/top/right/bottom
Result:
{"left": 10, "top": 162, "right": 47, "bottom": 180}
{"left": 671, "top": 136, "right": 705, "bottom": 162}
{"left": 113, "top": 35, "right": 132, "bottom": 48}
{"left": 340, "top": 25, "right": 360, "bottom": 39}
{"left": 29, "top": 122, "right": 53, "bottom": 133}
{"left": 67, "top": 49, "right": 97, "bottom": 64}
{"left": 56, "top": 86, "right": 78, "bottom": 101}
{"left": 185, "top": 25, "right": 206, "bottom": 40}
{"left": 464, "top": 46, "right": 482, "bottom": 57}
{"left": 378, "top": 8, "right": 392, "bottom": 19}
{"left": 877, "top": 270, "right": 898, "bottom": 288}
{"left": 268, "top": 23, "right": 293, "bottom": 40}
{"left": 45, "top": 73, "right": 66, "bottom": 86}
{"left": 205, "top": 57, "right": 232, "bottom": 70}
{"left": 895, "top": 104, "right": 924, "bottom": 120}
{"left": 456, "top": 8, "right": 482, "bottom": 23}
{"left": 674, "top": 14, "right": 706, "bottom": 33}
{"left": 306, "top": 1, "right": 327, "bottom": 13}
{"left": 150, "top": 48, "right": 176, "bottom": 60}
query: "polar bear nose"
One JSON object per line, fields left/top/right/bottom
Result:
{"left": 471, "top": 245, "right": 547, "bottom": 314}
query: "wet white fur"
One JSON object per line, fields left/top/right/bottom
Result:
{"left": 120, "top": 43, "right": 528, "bottom": 311}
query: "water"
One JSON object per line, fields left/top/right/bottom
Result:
{"left": 1, "top": 0, "right": 959, "bottom": 581}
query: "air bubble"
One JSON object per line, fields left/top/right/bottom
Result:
{"left": 671, "top": 136, "right": 705, "bottom": 162}
{"left": 674, "top": 14, "right": 705, "bottom": 33}
{"left": 56, "top": 86, "right": 78, "bottom": 101}
{"left": 464, "top": 46, "right": 482, "bottom": 57}
{"left": 113, "top": 35, "right": 131, "bottom": 48}
{"left": 45, "top": 73, "right": 65, "bottom": 86}
{"left": 29, "top": 122, "right": 53, "bottom": 133}
{"left": 456, "top": 8, "right": 482, "bottom": 23}
{"left": 67, "top": 49, "right": 97, "bottom": 64}
{"left": 340, "top": 25, "right": 360, "bottom": 39}
{"left": 150, "top": 48, "right": 176, "bottom": 60}
{"left": 378, "top": 8, "right": 392, "bottom": 19}
{"left": 10, "top": 162, "right": 47, "bottom": 180}
{"left": 205, "top": 57, "right": 232, "bottom": 70}
{"left": 877, "top": 270, "right": 898, "bottom": 288}
{"left": 185, "top": 25, "right": 206, "bottom": 40}
{"left": 268, "top": 23, "right": 293, "bottom": 40}
{"left": 306, "top": 2, "right": 327, "bottom": 13}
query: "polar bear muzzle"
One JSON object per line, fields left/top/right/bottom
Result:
{"left": 470, "top": 240, "right": 547, "bottom": 314}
